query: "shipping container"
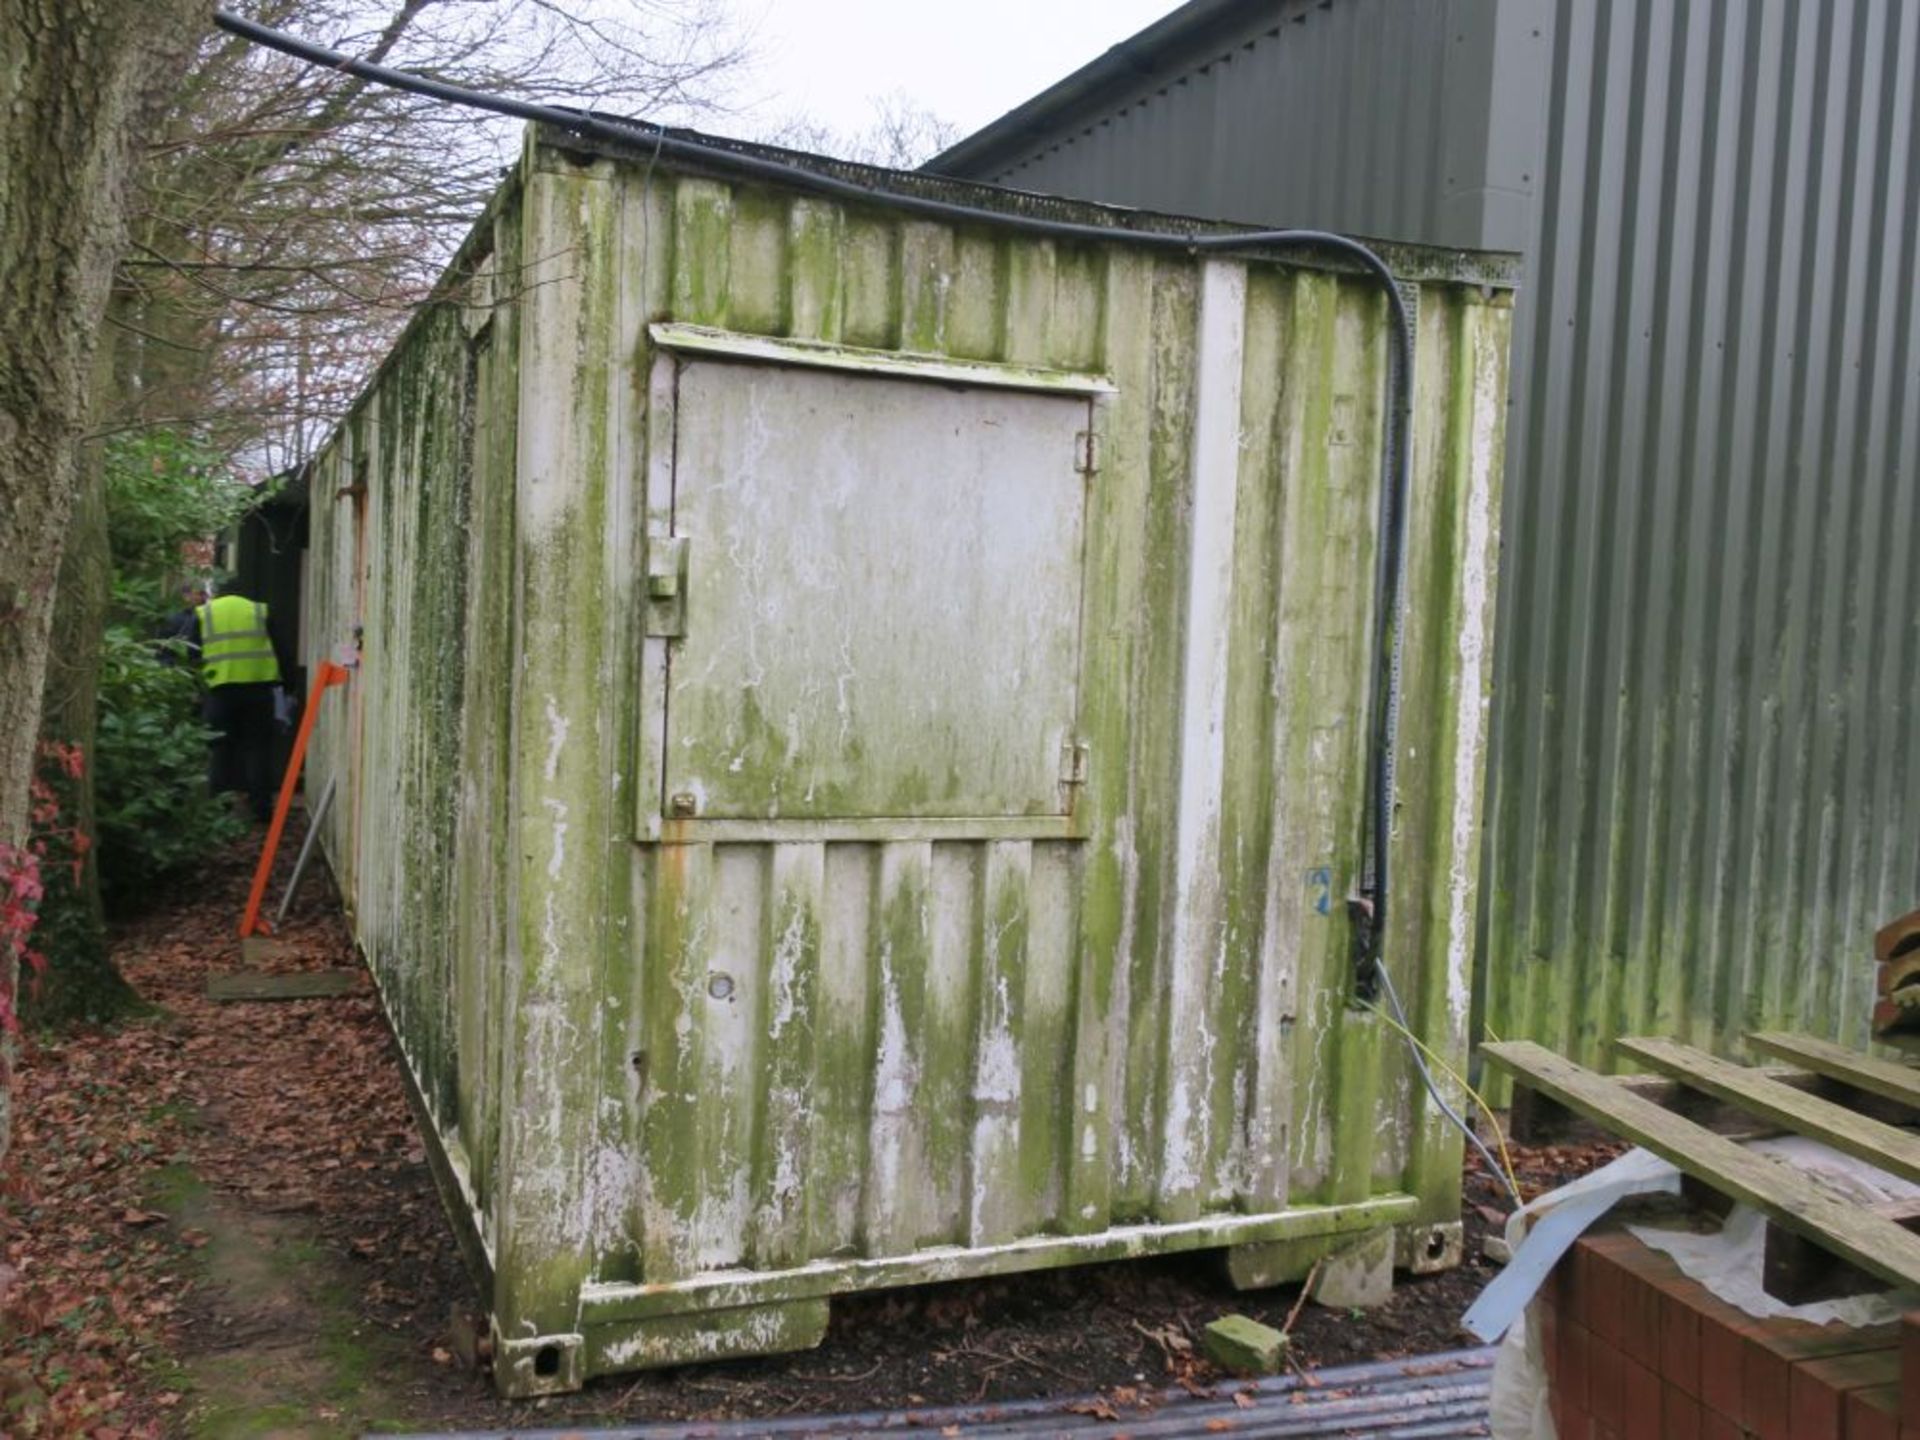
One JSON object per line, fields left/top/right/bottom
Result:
{"left": 301, "top": 122, "right": 1514, "bottom": 1395}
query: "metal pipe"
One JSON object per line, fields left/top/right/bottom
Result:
{"left": 274, "top": 772, "right": 337, "bottom": 928}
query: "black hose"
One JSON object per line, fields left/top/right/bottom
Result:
{"left": 210, "top": 7, "right": 1411, "bottom": 988}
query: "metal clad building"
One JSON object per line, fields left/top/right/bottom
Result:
{"left": 934, "top": 0, "right": 1920, "bottom": 1075}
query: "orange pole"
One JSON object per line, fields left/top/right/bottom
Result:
{"left": 238, "top": 661, "right": 349, "bottom": 939}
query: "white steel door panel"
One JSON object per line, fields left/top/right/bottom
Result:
{"left": 663, "top": 359, "right": 1089, "bottom": 821}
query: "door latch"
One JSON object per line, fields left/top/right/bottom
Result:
{"left": 644, "top": 535, "right": 689, "bottom": 637}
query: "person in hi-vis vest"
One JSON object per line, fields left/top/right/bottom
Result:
{"left": 194, "top": 591, "right": 292, "bottom": 822}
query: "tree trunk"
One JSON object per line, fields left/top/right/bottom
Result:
{"left": 24, "top": 413, "right": 132, "bottom": 1027}
{"left": 0, "top": 0, "right": 206, "bottom": 1160}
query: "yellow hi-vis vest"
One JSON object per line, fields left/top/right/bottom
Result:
{"left": 197, "top": 595, "right": 281, "bottom": 688}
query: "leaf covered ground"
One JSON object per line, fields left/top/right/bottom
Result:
{"left": 0, "top": 839, "right": 1621, "bottom": 1436}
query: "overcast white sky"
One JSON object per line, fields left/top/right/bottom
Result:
{"left": 722, "top": 0, "right": 1178, "bottom": 144}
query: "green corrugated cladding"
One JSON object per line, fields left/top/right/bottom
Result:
{"left": 931, "top": 0, "right": 1920, "bottom": 1090}
{"left": 1486, "top": 0, "right": 1920, "bottom": 1084}
{"left": 300, "top": 126, "right": 1513, "bottom": 1394}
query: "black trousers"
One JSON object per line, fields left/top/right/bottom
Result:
{"left": 204, "top": 683, "right": 278, "bottom": 821}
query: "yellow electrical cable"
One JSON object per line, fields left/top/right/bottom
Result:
{"left": 1367, "top": 1001, "right": 1522, "bottom": 1200}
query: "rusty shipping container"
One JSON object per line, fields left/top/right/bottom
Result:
{"left": 301, "top": 123, "right": 1514, "bottom": 1395}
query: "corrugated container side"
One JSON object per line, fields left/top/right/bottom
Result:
{"left": 1481, "top": 0, "right": 1920, "bottom": 1080}
{"left": 512, "top": 146, "right": 1507, "bottom": 1325}
{"left": 305, "top": 185, "right": 526, "bottom": 1276}
{"left": 303, "top": 132, "right": 1511, "bottom": 1392}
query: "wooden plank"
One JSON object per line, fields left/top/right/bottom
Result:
{"left": 1746, "top": 1032, "right": 1920, "bottom": 1111}
{"left": 1509, "top": 1062, "right": 1825, "bottom": 1143}
{"left": 206, "top": 970, "right": 361, "bottom": 1002}
{"left": 1616, "top": 1037, "right": 1920, "bottom": 1185}
{"left": 1481, "top": 1041, "right": 1920, "bottom": 1293}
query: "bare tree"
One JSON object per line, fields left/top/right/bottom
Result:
{"left": 764, "top": 89, "right": 962, "bottom": 171}
{"left": 24, "top": 0, "right": 751, "bottom": 1028}
{"left": 114, "top": 0, "right": 751, "bottom": 465}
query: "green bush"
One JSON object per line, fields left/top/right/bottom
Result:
{"left": 83, "top": 432, "right": 260, "bottom": 914}
{"left": 92, "top": 630, "right": 247, "bottom": 917}
{"left": 106, "top": 431, "right": 257, "bottom": 628}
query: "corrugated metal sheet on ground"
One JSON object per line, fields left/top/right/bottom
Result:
{"left": 377, "top": 1346, "right": 1495, "bottom": 1438}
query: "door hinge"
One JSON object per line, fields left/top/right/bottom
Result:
{"left": 1059, "top": 740, "right": 1090, "bottom": 789}
{"left": 644, "top": 534, "right": 689, "bottom": 637}
{"left": 1075, "top": 429, "right": 1100, "bottom": 477}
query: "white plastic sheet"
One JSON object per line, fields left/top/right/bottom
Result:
{"left": 1481, "top": 1136, "right": 1920, "bottom": 1440}
{"left": 1628, "top": 1135, "right": 1920, "bottom": 1327}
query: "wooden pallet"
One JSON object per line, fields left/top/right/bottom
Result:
{"left": 1484, "top": 1034, "right": 1920, "bottom": 1304}
{"left": 205, "top": 969, "right": 362, "bottom": 1002}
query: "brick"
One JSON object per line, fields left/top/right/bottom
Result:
{"left": 1661, "top": 1381, "right": 1702, "bottom": 1440}
{"left": 1202, "top": 1314, "right": 1288, "bottom": 1374}
{"left": 1621, "top": 1269, "right": 1664, "bottom": 1372}
{"left": 1843, "top": 1383, "right": 1901, "bottom": 1440}
{"left": 1789, "top": 1362, "right": 1849, "bottom": 1440}
{"left": 1702, "top": 1308, "right": 1749, "bottom": 1420}
{"left": 1746, "top": 1334, "right": 1796, "bottom": 1440}
{"left": 1904, "top": 1313, "right": 1920, "bottom": 1415}
{"left": 1592, "top": 1336, "right": 1625, "bottom": 1433}
{"left": 1660, "top": 1286, "right": 1704, "bottom": 1395}
{"left": 1760, "top": 1318, "right": 1902, "bottom": 1363}
{"left": 1558, "top": 1245, "right": 1582, "bottom": 1308}
{"left": 1746, "top": 1320, "right": 1900, "bottom": 1436}
{"left": 1582, "top": 1228, "right": 1646, "bottom": 1260}
{"left": 1788, "top": 1347, "right": 1901, "bottom": 1440}
{"left": 1590, "top": 1247, "right": 1627, "bottom": 1346}
{"left": 1558, "top": 1318, "right": 1592, "bottom": 1422}
{"left": 1624, "top": 1355, "right": 1662, "bottom": 1438}
{"left": 1566, "top": 1242, "right": 1594, "bottom": 1321}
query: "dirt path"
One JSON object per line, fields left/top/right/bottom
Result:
{"left": 1, "top": 838, "right": 1614, "bottom": 1435}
